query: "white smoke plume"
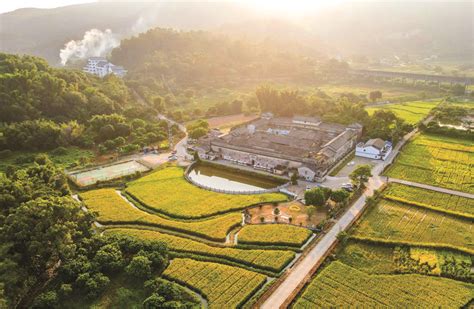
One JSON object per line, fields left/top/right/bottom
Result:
{"left": 59, "top": 29, "right": 120, "bottom": 65}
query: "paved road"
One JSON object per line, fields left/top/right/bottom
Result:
{"left": 261, "top": 190, "right": 373, "bottom": 309}
{"left": 389, "top": 178, "right": 474, "bottom": 199}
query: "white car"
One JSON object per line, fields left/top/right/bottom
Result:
{"left": 168, "top": 155, "right": 178, "bottom": 161}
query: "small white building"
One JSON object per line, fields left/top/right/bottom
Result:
{"left": 356, "top": 138, "right": 392, "bottom": 160}
{"left": 83, "top": 57, "right": 127, "bottom": 78}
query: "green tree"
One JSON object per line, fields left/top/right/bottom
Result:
{"left": 304, "top": 187, "right": 327, "bottom": 206}
{"left": 126, "top": 256, "right": 152, "bottom": 279}
{"left": 290, "top": 172, "right": 298, "bottom": 185}
{"left": 189, "top": 127, "right": 208, "bottom": 139}
{"left": 93, "top": 243, "right": 125, "bottom": 273}
{"left": 331, "top": 189, "right": 350, "bottom": 204}
{"left": 369, "top": 90, "right": 382, "bottom": 102}
{"left": 349, "top": 165, "right": 372, "bottom": 189}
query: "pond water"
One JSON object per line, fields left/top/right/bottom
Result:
{"left": 187, "top": 164, "right": 281, "bottom": 192}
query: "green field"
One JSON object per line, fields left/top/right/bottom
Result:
{"left": 366, "top": 100, "right": 439, "bottom": 124}
{"left": 384, "top": 183, "right": 474, "bottom": 218}
{"left": 238, "top": 224, "right": 312, "bottom": 248}
{"left": 126, "top": 166, "right": 286, "bottom": 219}
{"left": 294, "top": 261, "right": 474, "bottom": 308}
{"left": 108, "top": 228, "right": 294, "bottom": 273}
{"left": 352, "top": 199, "right": 473, "bottom": 253}
{"left": 80, "top": 189, "right": 241, "bottom": 242}
{"left": 386, "top": 133, "right": 473, "bottom": 193}
{"left": 0, "top": 146, "right": 94, "bottom": 172}
{"left": 163, "top": 258, "right": 266, "bottom": 308}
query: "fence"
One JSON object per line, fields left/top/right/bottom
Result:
{"left": 184, "top": 162, "right": 291, "bottom": 195}
{"left": 67, "top": 160, "right": 150, "bottom": 187}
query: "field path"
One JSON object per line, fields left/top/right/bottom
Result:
{"left": 388, "top": 178, "right": 474, "bottom": 199}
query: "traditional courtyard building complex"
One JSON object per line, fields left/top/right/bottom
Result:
{"left": 196, "top": 115, "right": 362, "bottom": 182}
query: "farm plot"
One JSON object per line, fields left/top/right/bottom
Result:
{"left": 352, "top": 199, "right": 474, "bottom": 253}
{"left": 238, "top": 224, "right": 312, "bottom": 248}
{"left": 384, "top": 183, "right": 474, "bottom": 218}
{"left": 126, "top": 166, "right": 286, "bottom": 219}
{"left": 108, "top": 228, "right": 294, "bottom": 273}
{"left": 386, "top": 133, "right": 473, "bottom": 193}
{"left": 294, "top": 261, "right": 474, "bottom": 308}
{"left": 163, "top": 258, "right": 266, "bottom": 308}
{"left": 80, "top": 189, "right": 241, "bottom": 242}
{"left": 338, "top": 240, "right": 473, "bottom": 281}
{"left": 366, "top": 100, "right": 439, "bottom": 124}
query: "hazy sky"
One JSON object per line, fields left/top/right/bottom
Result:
{"left": 0, "top": 0, "right": 453, "bottom": 14}
{"left": 0, "top": 0, "right": 95, "bottom": 14}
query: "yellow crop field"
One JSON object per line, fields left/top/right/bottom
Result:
{"left": 163, "top": 258, "right": 266, "bottom": 308}
{"left": 366, "top": 100, "right": 439, "bottom": 124}
{"left": 386, "top": 133, "right": 473, "bottom": 193}
{"left": 238, "top": 224, "right": 312, "bottom": 248}
{"left": 352, "top": 199, "right": 474, "bottom": 253}
{"left": 294, "top": 261, "right": 474, "bottom": 308}
{"left": 126, "top": 166, "right": 287, "bottom": 219}
{"left": 384, "top": 183, "right": 474, "bottom": 218}
{"left": 108, "top": 228, "right": 294, "bottom": 273}
{"left": 80, "top": 189, "right": 241, "bottom": 242}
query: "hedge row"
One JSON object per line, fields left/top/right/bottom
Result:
{"left": 349, "top": 236, "right": 474, "bottom": 256}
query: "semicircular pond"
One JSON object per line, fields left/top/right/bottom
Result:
{"left": 187, "top": 163, "right": 283, "bottom": 192}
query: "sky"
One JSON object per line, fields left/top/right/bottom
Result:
{"left": 0, "top": 0, "right": 451, "bottom": 15}
{"left": 0, "top": 0, "right": 95, "bottom": 14}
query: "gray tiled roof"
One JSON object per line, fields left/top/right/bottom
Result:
{"left": 365, "top": 138, "right": 386, "bottom": 150}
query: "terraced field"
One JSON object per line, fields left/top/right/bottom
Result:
{"left": 384, "top": 183, "right": 474, "bottom": 218}
{"left": 108, "top": 228, "right": 294, "bottom": 273}
{"left": 386, "top": 133, "right": 473, "bottom": 193}
{"left": 352, "top": 199, "right": 473, "bottom": 253}
{"left": 126, "top": 166, "right": 286, "bottom": 219}
{"left": 238, "top": 224, "right": 313, "bottom": 248}
{"left": 294, "top": 261, "right": 474, "bottom": 308}
{"left": 80, "top": 189, "right": 241, "bottom": 241}
{"left": 366, "top": 100, "right": 439, "bottom": 124}
{"left": 163, "top": 258, "right": 266, "bottom": 308}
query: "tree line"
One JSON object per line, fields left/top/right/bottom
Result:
{"left": 255, "top": 85, "right": 414, "bottom": 144}
{"left": 0, "top": 53, "right": 174, "bottom": 156}
{"left": 0, "top": 157, "right": 199, "bottom": 308}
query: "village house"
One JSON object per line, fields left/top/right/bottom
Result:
{"left": 83, "top": 57, "right": 127, "bottom": 78}
{"left": 196, "top": 115, "right": 362, "bottom": 182}
{"left": 355, "top": 138, "right": 392, "bottom": 160}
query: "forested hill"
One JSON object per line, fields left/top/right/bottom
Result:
{"left": 0, "top": 53, "right": 135, "bottom": 123}
{"left": 111, "top": 28, "right": 315, "bottom": 87}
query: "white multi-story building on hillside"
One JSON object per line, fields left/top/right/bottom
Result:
{"left": 83, "top": 57, "right": 127, "bottom": 78}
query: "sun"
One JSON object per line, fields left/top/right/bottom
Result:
{"left": 240, "top": 0, "right": 345, "bottom": 16}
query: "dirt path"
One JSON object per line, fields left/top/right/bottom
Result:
{"left": 388, "top": 178, "right": 474, "bottom": 199}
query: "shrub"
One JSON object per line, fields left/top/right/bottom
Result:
{"left": 33, "top": 291, "right": 58, "bottom": 308}
{"left": 0, "top": 149, "right": 12, "bottom": 159}
{"left": 51, "top": 146, "right": 68, "bottom": 156}
{"left": 126, "top": 255, "right": 152, "bottom": 278}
